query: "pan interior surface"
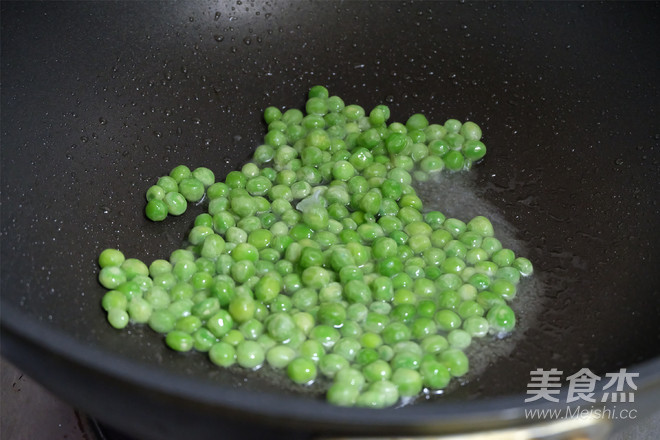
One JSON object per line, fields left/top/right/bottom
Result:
{"left": 1, "top": 0, "right": 659, "bottom": 430}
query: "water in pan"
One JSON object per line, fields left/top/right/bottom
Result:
{"left": 413, "top": 171, "right": 544, "bottom": 403}
{"left": 223, "top": 170, "right": 545, "bottom": 405}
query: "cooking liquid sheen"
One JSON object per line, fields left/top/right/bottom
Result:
{"left": 414, "top": 171, "right": 544, "bottom": 402}
{"left": 245, "top": 170, "right": 544, "bottom": 404}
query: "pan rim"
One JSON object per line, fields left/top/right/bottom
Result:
{"left": 2, "top": 299, "right": 660, "bottom": 430}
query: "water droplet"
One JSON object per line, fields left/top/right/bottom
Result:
{"left": 615, "top": 158, "right": 624, "bottom": 166}
{"left": 99, "top": 117, "right": 107, "bottom": 125}
{"left": 214, "top": 11, "right": 221, "bottom": 21}
{"left": 80, "top": 135, "right": 89, "bottom": 143}
{"left": 192, "top": 117, "right": 201, "bottom": 125}
{"left": 214, "top": 34, "right": 225, "bottom": 42}
{"left": 243, "top": 37, "right": 252, "bottom": 45}
{"left": 101, "top": 206, "right": 111, "bottom": 214}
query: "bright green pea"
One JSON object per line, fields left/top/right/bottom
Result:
{"left": 206, "top": 310, "right": 237, "bottom": 338}
{"left": 228, "top": 295, "right": 256, "bottom": 323}
{"left": 99, "top": 266, "right": 127, "bottom": 289}
{"left": 435, "top": 309, "right": 462, "bottom": 331}
{"left": 448, "top": 329, "right": 472, "bottom": 349}
{"left": 391, "top": 368, "right": 423, "bottom": 397}
{"left": 300, "top": 339, "right": 325, "bottom": 363}
{"left": 513, "top": 257, "right": 534, "bottom": 276}
{"left": 359, "top": 358, "right": 391, "bottom": 384}
{"left": 266, "top": 345, "right": 297, "bottom": 369}
{"left": 239, "top": 318, "right": 264, "bottom": 340}
{"left": 287, "top": 357, "right": 317, "bottom": 384}
{"left": 236, "top": 340, "right": 265, "bottom": 369}
{"left": 107, "top": 309, "right": 129, "bottom": 329}
{"left": 145, "top": 199, "right": 168, "bottom": 221}
{"left": 420, "top": 360, "right": 451, "bottom": 389}
{"left": 165, "top": 330, "right": 194, "bottom": 352}
{"left": 148, "top": 309, "right": 176, "bottom": 333}
{"left": 487, "top": 304, "right": 516, "bottom": 333}
{"left": 118, "top": 259, "right": 148, "bottom": 281}
{"left": 439, "top": 348, "right": 469, "bottom": 377}
{"left": 309, "top": 325, "right": 341, "bottom": 350}
{"left": 169, "top": 165, "right": 191, "bottom": 183}
{"left": 463, "top": 316, "right": 489, "bottom": 337}
{"left": 102, "top": 290, "right": 128, "bottom": 312}
{"left": 326, "top": 383, "right": 360, "bottom": 407}
{"left": 319, "top": 353, "right": 350, "bottom": 379}
{"left": 420, "top": 334, "right": 449, "bottom": 354}
{"left": 192, "top": 328, "right": 216, "bottom": 352}
{"left": 98, "top": 248, "right": 125, "bottom": 268}
{"left": 209, "top": 342, "right": 236, "bottom": 367}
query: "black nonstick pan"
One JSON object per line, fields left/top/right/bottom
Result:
{"left": 2, "top": 1, "right": 659, "bottom": 439}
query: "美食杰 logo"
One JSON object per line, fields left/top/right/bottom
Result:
{"left": 523, "top": 368, "right": 639, "bottom": 421}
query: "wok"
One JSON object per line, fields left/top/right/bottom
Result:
{"left": 1, "top": 1, "right": 659, "bottom": 439}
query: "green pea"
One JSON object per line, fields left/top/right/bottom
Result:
{"left": 99, "top": 248, "right": 125, "bottom": 268}
{"left": 266, "top": 345, "right": 297, "bottom": 369}
{"left": 487, "top": 304, "right": 516, "bottom": 333}
{"left": 326, "top": 383, "right": 360, "bottom": 407}
{"left": 166, "top": 330, "right": 194, "bottom": 352}
{"left": 207, "top": 342, "right": 235, "bottom": 367}
{"left": 107, "top": 309, "right": 129, "bottom": 329}
{"left": 236, "top": 340, "right": 265, "bottom": 369}
{"left": 391, "top": 368, "right": 423, "bottom": 397}
{"left": 287, "top": 357, "right": 317, "bottom": 384}
{"left": 439, "top": 348, "right": 469, "bottom": 377}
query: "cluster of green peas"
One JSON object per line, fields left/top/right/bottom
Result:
{"left": 97, "top": 86, "right": 533, "bottom": 408}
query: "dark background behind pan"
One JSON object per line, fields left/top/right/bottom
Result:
{"left": 2, "top": 1, "right": 659, "bottom": 439}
